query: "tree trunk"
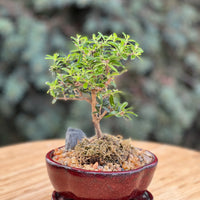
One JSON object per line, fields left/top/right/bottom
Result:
{"left": 93, "top": 120, "right": 102, "bottom": 138}
{"left": 91, "top": 89, "right": 102, "bottom": 138}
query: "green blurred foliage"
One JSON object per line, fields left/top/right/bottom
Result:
{"left": 0, "top": 0, "right": 200, "bottom": 149}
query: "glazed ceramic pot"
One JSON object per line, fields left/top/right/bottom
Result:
{"left": 46, "top": 147, "right": 158, "bottom": 200}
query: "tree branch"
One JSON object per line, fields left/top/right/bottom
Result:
{"left": 99, "top": 110, "right": 108, "bottom": 120}
{"left": 56, "top": 96, "right": 91, "bottom": 104}
{"left": 96, "top": 77, "right": 114, "bottom": 92}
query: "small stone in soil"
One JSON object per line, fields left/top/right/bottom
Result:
{"left": 65, "top": 127, "right": 86, "bottom": 150}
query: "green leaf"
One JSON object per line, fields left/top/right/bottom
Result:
{"left": 120, "top": 102, "right": 128, "bottom": 110}
{"left": 83, "top": 82, "right": 88, "bottom": 89}
{"left": 122, "top": 32, "right": 129, "bottom": 40}
{"left": 104, "top": 111, "right": 117, "bottom": 118}
{"left": 45, "top": 81, "right": 51, "bottom": 86}
{"left": 122, "top": 54, "right": 128, "bottom": 60}
{"left": 126, "top": 111, "right": 138, "bottom": 117}
{"left": 113, "top": 32, "right": 117, "bottom": 39}
{"left": 97, "top": 32, "right": 105, "bottom": 40}
{"left": 110, "top": 59, "right": 122, "bottom": 66}
{"left": 109, "top": 95, "right": 115, "bottom": 106}
{"left": 45, "top": 55, "right": 54, "bottom": 60}
{"left": 50, "top": 89, "right": 55, "bottom": 97}
{"left": 124, "top": 114, "right": 132, "bottom": 120}
{"left": 108, "top": 64, "right": 118, "bottom": 73}
{"left": 131, "top": 54, "right": 136, "bottom": 59}
{"left": 104, "top": 114, "right": 113, "bottom": 118}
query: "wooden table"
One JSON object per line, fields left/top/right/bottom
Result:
{"left": 0, "top": 139, "right": 200, "bottom": 200}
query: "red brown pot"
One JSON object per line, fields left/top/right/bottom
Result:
{"left": 46, "top": 147, "right": 158, "bottom": 200}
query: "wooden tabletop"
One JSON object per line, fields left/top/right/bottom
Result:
{"left": 0, "top": 139, "right": 200, "bottom": 200}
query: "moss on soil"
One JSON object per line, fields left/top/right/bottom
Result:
{"left": 74, "top": 134, "right": 144, "bottom": 166}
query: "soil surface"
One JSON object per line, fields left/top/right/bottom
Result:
{"left": 53, "top": 134, "right": 153, "bottom": 171}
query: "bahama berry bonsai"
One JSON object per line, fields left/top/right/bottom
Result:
{"left": 45, "top": 33, "right": 158, "bottom": 200}
{"left": 46, "top": 32, "right": 152, "bottom": 171}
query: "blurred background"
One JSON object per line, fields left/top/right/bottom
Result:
{"left": 0, "top": 0, "right": 200, "bottom": 150}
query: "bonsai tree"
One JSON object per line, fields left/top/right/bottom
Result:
{"left": 46, "top": 32, "right": 143, "bottom": 138}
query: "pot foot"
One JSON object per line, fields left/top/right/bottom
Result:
{"left": 52, "top": 190, "right": 153, "bottom": 200}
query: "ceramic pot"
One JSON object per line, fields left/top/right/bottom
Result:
{"left": 46, "top": 147, "right": 158, "bottom": 200}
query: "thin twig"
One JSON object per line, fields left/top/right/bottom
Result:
{"left": 57, "top": 97, "right": 91, "bottom": 104}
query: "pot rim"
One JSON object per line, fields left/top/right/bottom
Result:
{"left": 46, "top": 146, "right": 158, "bottom": 175}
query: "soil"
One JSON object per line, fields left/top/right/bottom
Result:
{"left": 52, "top": 134, "right": 153, "bottom": 171}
